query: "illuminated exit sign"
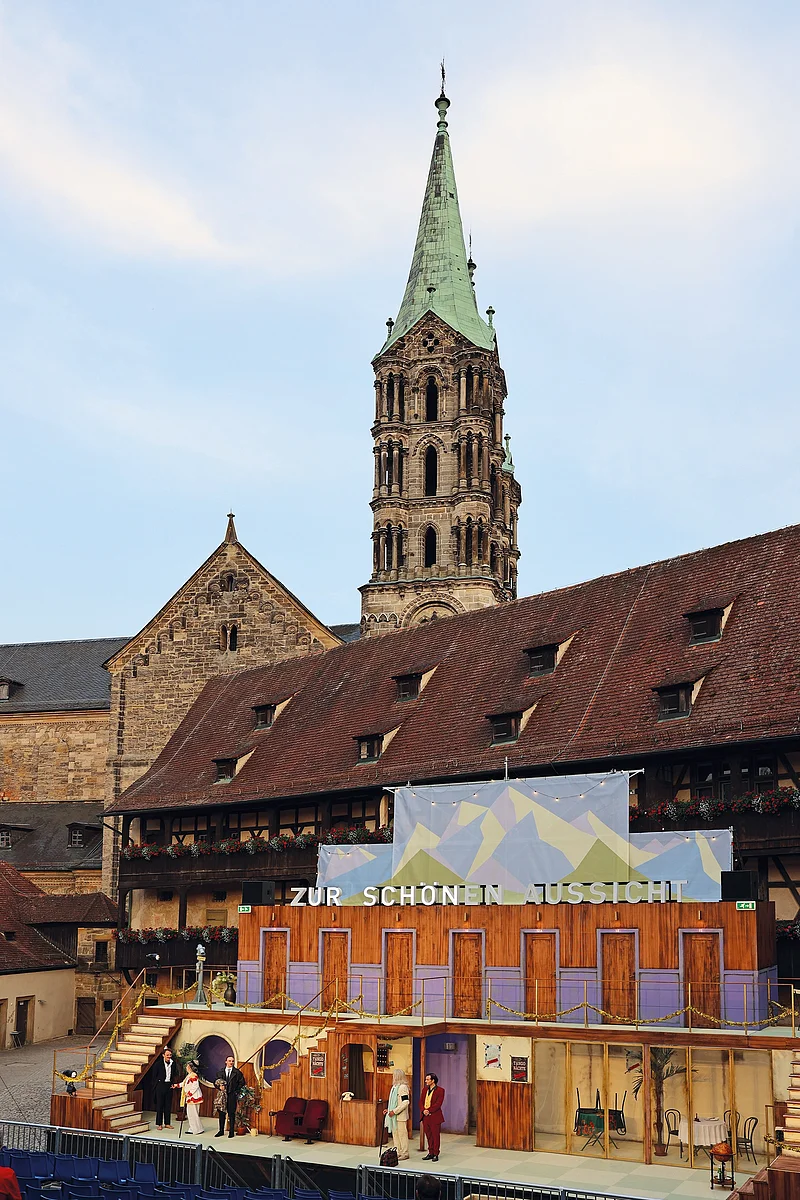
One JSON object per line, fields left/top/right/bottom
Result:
{"left": 237, "top": 904, "right": 252, "bottom": 914}
{"left": 736, "top": 900, "right": 756, "bottom": 911}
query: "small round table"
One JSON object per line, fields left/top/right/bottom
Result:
{"left": 679, "top": 1117, "right": 728, "bottom": 1152}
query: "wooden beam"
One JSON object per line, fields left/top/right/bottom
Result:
{"left": 771, "top": 856, "right": 800, "bottom": 909}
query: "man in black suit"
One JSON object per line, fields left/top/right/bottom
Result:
{"left": 151, "top": 1048, "right": 181, "bottom": 1129}
{"left": 214, "top": 1055, "right": 245, "bottom": 1138}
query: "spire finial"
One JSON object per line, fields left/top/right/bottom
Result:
{"left": 467, "top": 231, "right": 476, "bottom": 287}
{"left": 225, "top": 512, "right": 238, "bottom": 544}
{"left": 435, "top": 61, "right": 450, "bottom": 132}
{"left": 486, "top": 305, "right": 495, "bottom": 327}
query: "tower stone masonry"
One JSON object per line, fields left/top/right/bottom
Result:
{"left": 360, "top": 90, "right": 521, "bottom": 636}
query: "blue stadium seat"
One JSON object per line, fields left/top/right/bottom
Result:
{"left": 133, "top": 1167, "right": 159, "bottom": 1186}
{"left": 55, "top": 1156, "right": 78, "bottom": 1182}
{"left": 72, "top": 1161, "right": 100, "bottom": 1183}
{"left": 65, "top": 1184, "right": 100, "bottom": 1199}
{"left": 98, "top": 1162, "right": 129, "bottom": 1187}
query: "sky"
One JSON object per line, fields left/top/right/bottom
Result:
{"left": 2, "top": 0, "right": 800, "bottom": 642}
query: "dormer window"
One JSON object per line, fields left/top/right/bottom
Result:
{"left": 525, "top": 644, "right": 558, "bottom": 676}
{"left": 214, "top": 758, "right": 236, "bottom": 783}
{"left": 253, "top": 704, "right": 276, "bottom": 729}
{"left": 686, "top": 608, "right": 723, "bottom": 644}
{"left": 0, "top": 679, "right": 17, "bottom": 701}
{"left": 0, "top": 831, "right": 11, "bottom": 849}
{"left": 656, "top": 684, "right": 692, "bottom": 720}
{"left": 488, "top": 712, "right": 521, "bottom": 744}
{"left": 394, "top": 674, "right": 421, "bottom": 702}
{"left": 68, "top": 828, "right": 84, "bottom": 848}
{"left": 357, "top": 735, "right": 383, "bottom": 763}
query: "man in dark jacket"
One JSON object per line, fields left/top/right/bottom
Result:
{"left": 151, "top": 1048, "right": 181, "bottom": 1129}
{"left": 214, "top": 1055, "right": 246, "bottom": 1137}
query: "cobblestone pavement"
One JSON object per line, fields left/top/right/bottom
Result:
{"left": 0, "top": 1036, "right": 91, "bottom": 1125}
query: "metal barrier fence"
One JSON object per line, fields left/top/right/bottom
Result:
{"left": 0, "top": 1120, "right": 243, "bottom": 1189}
{"left": 273, "top": 1158, "right": 653, "bottom": 1200}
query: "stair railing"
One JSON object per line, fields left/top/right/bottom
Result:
{"left": 53, "top": 967, "right": 150, "bottom": 1099}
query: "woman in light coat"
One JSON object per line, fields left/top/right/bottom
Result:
{"left": 384, "top": 1068, "right": 411, "bottom": 1160}
{"left": 181, "top": 1062, "right": 205, "bottom": 1134}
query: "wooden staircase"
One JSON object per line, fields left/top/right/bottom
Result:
{"left": 779, "top": 1046, "right": 800, "bottom": 1159}
{"left": 90, "top": 1012, "right": 182, "bottom": 1134}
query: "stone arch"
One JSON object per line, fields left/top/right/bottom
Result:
{"left": 424, "top": 445, "right": 438, "bottom": 496}
{"left": 422, "top": 524, "right": 438, "bottom": 568}
{"left": 401, "top": 597, "right": 463, "bottom": 629}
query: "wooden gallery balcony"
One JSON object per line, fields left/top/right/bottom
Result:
{"left": 115, "top": 935, "right": 239, "bottom": 971}
{"left": 117, "top": 843, "right": 318, "bottom": 890}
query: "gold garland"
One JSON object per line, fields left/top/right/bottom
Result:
{"left": 487, "top": 995, "right": 793, "bottom": 1029}
{"left": 55, "top": 986, "right": 148, "bottom": 1083}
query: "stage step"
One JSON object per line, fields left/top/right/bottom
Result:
{"left": 102, "top": 1103, "right": 136, "bottom": 1119}
{"left": 108, "top": 1112, "right": 146, "bottom": 1131}
{"left": 121, "top": 1122, "right": 149, "bottom": 1136}
{"left": 783, "top": 1115, "right": 800, "bottom": 1130}
{"left": 92, "top": 1091, "right": 127, "bottom": 1108}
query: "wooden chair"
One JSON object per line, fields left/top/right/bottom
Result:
{"left": 737, "top": 1116, "right": 758, "bottom": 1164}
{"left": 725, "top": 1109, "right": 741, "bottom": 1143}
{"left": 664, "top": 1109, "right": 683, "bottom": 1158}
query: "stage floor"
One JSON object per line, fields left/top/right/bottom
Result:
{"left": 139, "top": 1114, "right": 757, "bottom": 1200}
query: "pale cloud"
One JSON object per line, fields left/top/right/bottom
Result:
{"left": 0, "top": 15, "right": 230, "bottom": 259}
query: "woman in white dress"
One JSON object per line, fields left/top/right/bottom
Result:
{"left": 384, "top": 1068, "right": 411, "bottom": 1160}
{"left": 181, "top": 1063, "right": 205, "bottom": 1135}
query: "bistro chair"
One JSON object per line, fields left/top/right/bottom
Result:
{"left": 664, "top": 1110, "right": 683, "bottom": 1158}
{"left": 724, "top": 1109, "right": 740, "bottom": 1144}
{"left": 737, "top": 1116, "right": 759, "bottom": 1164}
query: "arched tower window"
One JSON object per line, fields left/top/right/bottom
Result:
{"left": 465, "top": 432, "right": 474, "bottom": 485}
{"left": 490, "top": 542, "right": 499, "bottom": 576}
{"left": 425, "top": 377, "right": 439, "bottom": 422}
{"left": 398, "top": 375, "right": 406, "bottom": 421}
{"left": 385, "top": 523, "right": 394, "bottom": 571}
{"left": 386, "top": 374, "right": 395, "bottom": 420}
{"left": 219, "top": 624, "right": 228, "bottom": 651}
{"left": 424, "top": 526, "right": 437, "bottom": 568}
{"left": 466, "top": 365, "right": 474, "bottom": 406}
{"left": 465, "top": 517, "right": 474, "bottom": 566}
{"left": 229, "top": 624, "right": 238, "bottom": 652}
{"left": 424, "top": 445, "right": 438, "bottom": 496}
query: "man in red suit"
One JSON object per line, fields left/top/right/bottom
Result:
{"left": 420, "top": 1072, "right": 445, "bottom": 1162}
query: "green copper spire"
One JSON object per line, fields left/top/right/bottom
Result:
{"left": 377, "top": 89, "right": 495, "bottom": 356}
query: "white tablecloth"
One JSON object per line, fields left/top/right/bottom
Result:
{"left": 679, "top": 1117, "right": 728, "bottom": 1147}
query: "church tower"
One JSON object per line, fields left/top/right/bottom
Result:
{"left": 360, "top": 87, "right": 521, "bottom": 636}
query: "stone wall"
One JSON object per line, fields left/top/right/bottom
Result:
{"left": 0, "top": 712, "right": 109, "bottom": 803}
{"left": 22, "top": 870, "right": 103, "bottom": 895}
{"left": 103, "top": 535, "right": 340, "bottom": 894}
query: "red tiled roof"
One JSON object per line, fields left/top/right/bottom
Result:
{"left": 110, "top": 524, "right": 800, "bottom": 814}
{"left": 0, "top": 864, "right": 76, "bottom": 973}
{"left": 20, "top": 893, "right": 117, "bottom": 926}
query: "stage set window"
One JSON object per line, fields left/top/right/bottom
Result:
{"left": 340, "top": 1043, "right": 374, "bottom": 1101}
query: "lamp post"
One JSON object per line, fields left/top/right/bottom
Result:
{"left": 194, "top": 943, "right": 207, "bottom": 1005}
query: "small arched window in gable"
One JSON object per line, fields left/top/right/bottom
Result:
{"left": 424, "top": 526, "right": 437, "bottom": 568}
{"left": 221, "top": 573, "right": 236, "bottom": 593}
{"left": 425, "top": 377, "right": 439, "bottom": 422}
{"left": 219, "top": 625, "right": 228, "bottom": 651}
{"left": 229, "top": 624, "right": 238, "bottom": 652}
{"left": 424, "top": 445, "right": 438, "bottom": 496}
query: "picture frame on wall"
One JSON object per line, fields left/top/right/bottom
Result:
{"left": 510, "top": 1055, "right": 528, "bottom": 1083}
{"left": 310, "top": 1051, "right": 326, "bottom": 1078}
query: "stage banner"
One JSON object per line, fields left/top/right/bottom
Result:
{"left": 390, "top": 773, "right": 631, "bottom": 900}
{"left": 629, "top": 829, "right": 731, "bottom": 901}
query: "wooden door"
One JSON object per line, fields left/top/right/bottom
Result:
{"left": 683, "top": 933, "right": 721, "bottom": 1027}
{"left": 385, "top": 933, "right": 413, "bottom": 1015}
{"left": 262, "top": 931, "right": 288, "bottom": 1006}
{"left": 75, "top": 997, "right": 96, "bottom": 1034}
{"left": 601, "top": 933, "right": 637, "bottom": 1022}
{"left": 322, "top": 932, "right": 349, "bottom": 1007}
{"left": 452, "top": 933, "right": 483, "bottom": 1018}
{"left": 15, "top": 998, "right": 30, "bottom": 1045}
{"left": 525, "top": 933, "right": 557, "bottom": 1020}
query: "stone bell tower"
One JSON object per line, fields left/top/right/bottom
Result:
{"left": 359, "top": 88, "right": 522, "bottom": 636}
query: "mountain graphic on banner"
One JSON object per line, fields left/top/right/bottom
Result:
{"left": 560, "top": 841, "right": 646, "bottom": 884}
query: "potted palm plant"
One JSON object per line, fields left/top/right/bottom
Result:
{"left": 629, "top": 1048, "right": 687, "bottom": 1155}
{"left": 235, "top": 1084, "right": 261, "bottom": 1135}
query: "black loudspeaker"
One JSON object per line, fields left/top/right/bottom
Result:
{"left": 240, "top": 880, "right": 276, "bottom": 906}
{"left": 721, "top": 871, "right": 758, "bottom": 901}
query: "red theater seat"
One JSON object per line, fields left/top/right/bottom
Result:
{"left": 301, "top": 1100, "right": 329, "bottom": 1142}
{"left": 273, "top": 1097, "right": 307, "bottom": 1139}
